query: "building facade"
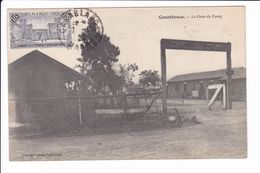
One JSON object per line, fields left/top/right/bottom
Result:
{"left": 167, "top": 67, "right": 246, "bottom": 101}
{"left": 13, "top": 18, "right": 62, "bottom": 42}
{"left": 9, "top": 50, "right": 83, "bottom": 99}
{"left": 9, "top": 50, "right": 86, "bottom": 124}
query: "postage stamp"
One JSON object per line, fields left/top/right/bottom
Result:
{"left": 9, "top": 10, "right": 72, "bottom": 48}
{"left": 9, "top": 8, "right": 103, "bottom": 49}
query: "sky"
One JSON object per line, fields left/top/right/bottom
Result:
{"left": 8, "top": 7, "right": 246, "bottom": 83}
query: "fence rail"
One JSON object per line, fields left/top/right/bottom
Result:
{"left": 9, "top": 92, "right": 162, "bottom": 132}
{"left": 8, "top": 92, "right": 162, "bottom": 101}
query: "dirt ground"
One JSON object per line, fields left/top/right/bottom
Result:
{"left": 9, "top": 99, "right": 247, "bottom": 160}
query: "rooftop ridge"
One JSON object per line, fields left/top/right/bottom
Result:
{"left": 9, "top": 50, "right": 83, "bottom": 79}
{"left": 168, "top": 67, "right": 246, "bottom": 82}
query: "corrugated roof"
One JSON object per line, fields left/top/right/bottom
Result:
{"left": 168, "top": 67, "right": 246, "bottom": 83}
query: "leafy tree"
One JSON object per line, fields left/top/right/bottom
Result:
{"left": 118, "top": 63, "right": 138, "bottom": 85}
{"left": 77, "top": 16, "right": 123, "bottom": 94}
{"left": 139, "top": 70, "right": 160, "bottom": 88}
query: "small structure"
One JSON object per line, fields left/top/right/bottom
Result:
{"left": 9, "top": 50, "right": 93, "bottom": 131}
{"left": 9, "top": 50, "right": 83, "bottom": 100}
{"left": 167, "top": 67, "right": 246, "bottom": 101}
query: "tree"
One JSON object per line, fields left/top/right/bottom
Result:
{"left": 139, "top": 70, "right": 160, "bottom": 88}
{"left": 77, "top": 16, "right": 123, "bottom": 94}
{"left": 118, "top": 63, "right": 138, "bottom": 85}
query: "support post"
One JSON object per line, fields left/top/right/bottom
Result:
{"left": 123, "top": 94, "right": 127, "bottom": 117}
{"left": 78, "top": 98, "right": 82, "bottom": 126}
{"left": 226, "top": 44, "right": 232, "bottom": 110}
{"left": 161, "top": 47, "right": 167, "bottom": 114}
{"left": 223, "top": 84, "right": 226, "bottom": 109}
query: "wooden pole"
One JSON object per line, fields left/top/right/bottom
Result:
{"left": 226, "top": 43, "right": 232, "bottom": 110}
{"left": 78, "top": 98, "right": 82, "bottom": 126}
{"left": 223, "top": 84, "right": 226, "bottom": 109}
{"left": 161, "top": 46, "right": 167, "bottom": 114}
{"left": 123, "top": 94, "right": 127, "bottom": 118}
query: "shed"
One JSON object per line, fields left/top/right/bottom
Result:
{"left": 8, "top": 50, "right": 94, "bottom": 130}
{"left": 9, "top": 50, "right": 83, "bottom": 99}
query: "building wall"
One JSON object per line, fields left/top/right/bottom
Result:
{"left": 167, "top": 78, "right": 246, "bottom": 102}
{"left": 231, "top": 78, "right": 246, "bottom": 101}
{"left": 48, "top": 23, "right": 59, "bottom": 39}
{"left": 9, "top": 57, "right": 81, "bottom": 99}
{"left": 9, "top": 57, "right": 83, "bottom": 123}
{"left": 32, "top": 29, "right": 48, "bottom": 41}
{"left": 167, "top": 78, "right": 222, "bottom": 99}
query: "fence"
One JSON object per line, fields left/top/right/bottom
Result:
{"left": 94, "top": 92, "right": 162, "bottom": 114}
{"left": 9, "top": 92, "right": 162, "bottom": 133}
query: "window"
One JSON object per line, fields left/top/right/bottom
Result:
{"left": 192, "top": 83, "right": 195, "bottom": 90}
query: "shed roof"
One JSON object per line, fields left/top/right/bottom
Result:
{"left": 168, "top": 67, "right": 246, "bottom": 83}
{"left": 9, "top": 50, "right": 83, "bottom": 79}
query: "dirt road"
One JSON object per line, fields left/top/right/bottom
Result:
{"left": 10, "top": 100, "right": 247, "bottom": 160}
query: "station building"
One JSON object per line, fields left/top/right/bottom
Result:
{"left": 167, "top": 67, "right": 246, "bottom": 101}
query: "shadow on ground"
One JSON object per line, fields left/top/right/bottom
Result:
{"left": 10, "top": 111, "right": 201, "bottom": 139}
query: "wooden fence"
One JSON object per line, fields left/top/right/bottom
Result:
{"left": 9, "top": 92, "right": 162, "bottom": 133}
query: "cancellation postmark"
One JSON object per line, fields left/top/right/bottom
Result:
{"left": 9, "top": 8, "right": 103, "bottom": 49}
{"left": 57, "top": 8, "right": 104, "bottom": 50}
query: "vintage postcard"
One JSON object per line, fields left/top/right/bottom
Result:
{"left": 7, "top": 6, "right": 246, "bottom": 161}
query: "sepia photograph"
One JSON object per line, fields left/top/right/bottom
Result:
{"left": 7, "top": 6, "right": 246, "bottom": 161}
